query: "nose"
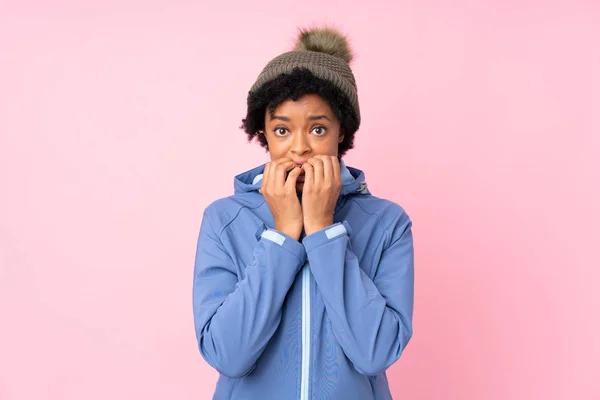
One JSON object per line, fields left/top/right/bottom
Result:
{"left": 290, "top": 131, "right": 310, "bottom": 156}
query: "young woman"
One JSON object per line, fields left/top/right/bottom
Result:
{"left": 193, "top": 27, "right": 415, "bottom": 400}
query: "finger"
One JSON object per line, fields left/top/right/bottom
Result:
{"left": 275, "top": 161, "right": 297, "bottom": 187}
{"left": 307, "top": 158, "right": 324, "bottom": 187}
{"left": 331, "top": 156, "right": 341, "bottom": 185}
{"left": 270, "top": 157, "right": 292, "bottom": 187}
{"left": 319, "top": 155, "right": 333, "bottom": 184}
{"left": 284, "top": 166, "right": 302, "bottom": 190}
{"left": 302, "top": 162, "right": 314, "bottom": 191}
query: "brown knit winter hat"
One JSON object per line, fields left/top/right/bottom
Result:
{"left": 249, "top": 27, "right": 360, "bottom": 126}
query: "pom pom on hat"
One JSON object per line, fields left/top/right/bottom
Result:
{"left": 294, "top": 27, "right": 354, "bottom": 64}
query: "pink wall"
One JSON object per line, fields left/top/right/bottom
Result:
{"left": 1, "top": 1, "right": 599, "bottom": 399}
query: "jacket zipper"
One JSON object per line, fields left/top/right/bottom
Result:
{"left": 300, "top": 263, "right": 310, "bottom": 400}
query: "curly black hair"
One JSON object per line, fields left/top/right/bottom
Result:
{"left": 241, "top": 68, "right": 359, "bottom": 157}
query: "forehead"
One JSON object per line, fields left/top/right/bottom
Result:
{"left": 270, "top": 94, "right": 334, "bottom": 115}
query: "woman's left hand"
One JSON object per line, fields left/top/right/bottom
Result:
{"left": 302, "top": 155, "right": 342, "bottom": 236}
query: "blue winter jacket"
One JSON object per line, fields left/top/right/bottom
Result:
{"left": 193, "top": 162, "right": 414, "bottom": 399}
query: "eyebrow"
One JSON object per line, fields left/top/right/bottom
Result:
{"left": 270, "top": 115, "right": 332, "bottom": 122}
{"left": 308, "top": 115, "right": 331, "bottom": 121}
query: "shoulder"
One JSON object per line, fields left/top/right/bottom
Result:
{"left": 202, "top": 193, "right": 265, "bottom": 234}
{"left": 351, "top": 195, "right": 410, "bottom": 223}
{"left": 348, "top": 195, "right": 412, "bottom": 239}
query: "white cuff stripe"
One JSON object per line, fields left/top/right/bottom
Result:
{"left": 325, "top": 224, "right": 347, "bottom": 239}
{"left": 261, "top": 230, "right": 285, "bottom": 246}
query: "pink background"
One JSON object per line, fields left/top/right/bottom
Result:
{"left": 1, "top": 1, "right": 599, "bottom": 399}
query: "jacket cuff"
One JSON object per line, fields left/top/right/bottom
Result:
{"left": 257, "top": 226, "right": 307, "bottom": 264}
{"left": 302, "top": 221, "right": 352, "bottom": 253}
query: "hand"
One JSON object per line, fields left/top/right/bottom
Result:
{"left": 261, "top": 158, "right": 304, "bottom": 241}
{"left": 301, "top": 155, "right": 342, "bottom": 236}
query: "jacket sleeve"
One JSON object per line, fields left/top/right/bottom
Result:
{"left": 193, "top": 210, "right": 306, "bottom": 378}
{"left": 302, "top": 212, "right": 414, "bottom": 376}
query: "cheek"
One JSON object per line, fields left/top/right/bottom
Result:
{"left": 265, "top": 138, "right": 286, "bottom": 159}
{"left": 268, "top": 148, "right": 280, "bottom": 161}
{"left": 325, "top": 127, "right": 342, "bottom": 155}
{"left": 317, "top": 137, "right": 340, "bottom": 156}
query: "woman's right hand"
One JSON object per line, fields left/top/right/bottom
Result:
{"left": 261, "top": 158, "right": 304, "bottom": 241}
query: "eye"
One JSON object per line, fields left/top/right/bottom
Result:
{"left": 311, "top": 126, "right": 327, "bottom": 136}
{"left": 273, "top": 127, "right": 289, "bottom": 137}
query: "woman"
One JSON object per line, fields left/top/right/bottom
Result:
{"left": 193, "top": 27, "right": 414, "bottom": 400}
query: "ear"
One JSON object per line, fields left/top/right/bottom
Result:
{"left": 338, "top": 131, "right": 345, "bottom": 143}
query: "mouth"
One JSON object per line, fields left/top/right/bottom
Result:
{"left": 288, "top": 162, "right": 306, "bottom": 183}
{"left": 296, "top": 165, "right": 306, "bottom": 181}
